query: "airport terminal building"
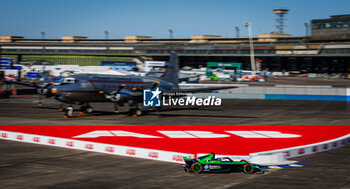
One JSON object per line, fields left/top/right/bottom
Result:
{"left": 1, "top": 14, "right": 350, "bottom": 74}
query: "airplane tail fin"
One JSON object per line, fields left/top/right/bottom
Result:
{"left": 161, "top": 52, "right": 179, "bottom": 86}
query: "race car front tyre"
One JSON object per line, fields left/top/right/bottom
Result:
{"left": 243, "top": 163, "right": 254, "bottom": 174}
{"left": 191, "top": 162, "right": 203, "bottom": 174}
{"left": 254, "top": 167, "right": 265, "bottom": 174}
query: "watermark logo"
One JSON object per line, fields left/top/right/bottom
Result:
{"left": 143, "top": 87, "right": 162, "bottom": 107}
{"left": 143, "top": 88, "right": 222, "bottom": 107}
{"left": 163, "top": 96, "right": 221, "bottom": 106}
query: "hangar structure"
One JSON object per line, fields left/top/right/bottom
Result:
{"left": 1, "top": 14, "right": 350, "bottom": 74}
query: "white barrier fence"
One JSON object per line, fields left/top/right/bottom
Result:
{"left": 0, "top": 130, "right": 193, "bottom": 164}
{"left": 1, "top": 130, "right": 349, "bottom": 165}
{"left": 181, "top": 83, "right": 348, "bottom": 96}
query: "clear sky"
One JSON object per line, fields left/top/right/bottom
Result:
{"left": 0, "top": 0, "right": 349, "bottom": 39}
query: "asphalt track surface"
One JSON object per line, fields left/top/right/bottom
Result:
{"left": 0, "top": 97, "right": 349, "bottom": 188}
{"left": 0, "top": 96, "right": 349, "bottom": 125}
{"left": 0, "top": 139, "right": 349, "bottom": 189}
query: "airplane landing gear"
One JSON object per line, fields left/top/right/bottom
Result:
{"left": 113, "top": 103, "right": 119, "bottom": 113}
{"left": 87, "top": 107, "right": 93, "bottom": 113}
{"left": 128, "top": 102, "right": 143, "bottom": 117}
{"left": 130, "top": 108, "right": 142, "bottom": 117}
{"left": 59, "top": 103, "right": 65, "bottom": 111}
{"left": 64, "top": 106, "right": 74, "bottom": 118}
{"left": 79, "top": 104, "right": 93, "bottom": 115}
{"left": 135, "top": 109, "right": 142, "bottom": 116}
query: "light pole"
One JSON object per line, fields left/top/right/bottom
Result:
{"left": 40, "top": 31, "right": 45, "bottom": 39}
{"left": 304, "top": 22, "right": 310, "bottom": 36}
{"left": 244, "top": 22, "right": 256, "bottom": 75}
{"left": 104, "top": 30, "right": 109, "bottom": 39}
{"left": 104, "top": 31, "right": 110, "bottom": 54}
{"left": 235, "top": 26, "right": 240, "bottom": 38}
{"left": 168, "top": 29, "right": 173, "bottom": 39}
{"left": 41, "top": 31, "right": 46, "bottom": 55}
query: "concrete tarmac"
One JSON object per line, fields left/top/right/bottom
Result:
{"left": 0, "top": 96, "right": 349, "bottom": 188}
{"left": 0, "top": 96, "right": 349, "bottom": 125}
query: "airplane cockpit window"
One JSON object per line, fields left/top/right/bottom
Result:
{"left": 58, "top": 78, "right": 78, "bottom": 85}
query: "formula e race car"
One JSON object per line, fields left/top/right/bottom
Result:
{"left": 181, "top": 153, "right": 264, "bottom": 174}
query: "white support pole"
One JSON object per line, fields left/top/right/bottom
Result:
{"left": 245, "top": 22, "right": 256, "bottom": 76}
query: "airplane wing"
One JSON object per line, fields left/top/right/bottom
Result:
{"left": 102, "top": 87, "right": 143, "bottom": 103}
{"left": 103, "top": 85, "right": 237, "bottom": 101}
{"left": 2, "top": 80, "right": 41, "bottom": 88}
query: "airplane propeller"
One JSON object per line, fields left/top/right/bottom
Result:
{"left": 1, "top": 80, "right": 55, "bottom": 106}
{"left": 102, "top": 84, "right": 125, "bottom": 102}
{"left": 151, "top": 81, "right": 160, "bottom": 89}
{"left": 36, "top": 82, "right": 54, "bottom": 106}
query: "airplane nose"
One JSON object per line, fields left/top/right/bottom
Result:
{"left": 51, "top": 88, "right": 57, "bottom": 94}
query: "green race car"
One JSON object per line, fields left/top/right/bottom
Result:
{"left": 181, "top": 153, "right": 264, "bottom": 174}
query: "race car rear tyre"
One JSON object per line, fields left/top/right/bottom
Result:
{"left": 243, "top": 163, "right": 254, "bottom": 174}
{"left": 191, "top": 162, "right": 203, "bottom": 174}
